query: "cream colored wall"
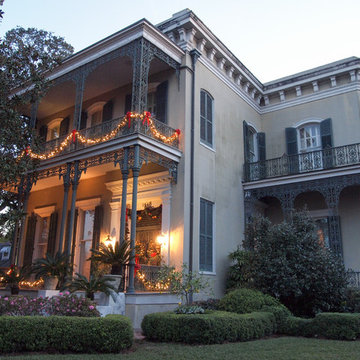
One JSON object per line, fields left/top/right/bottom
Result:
{"left": 190, "top": 57, "right": 261, "bottom": 297}
{"left": 339, "top": 186, "right": 360, "bottom": 271}
{"left": 261, "top": 91, "right": 360, "bottom": 159}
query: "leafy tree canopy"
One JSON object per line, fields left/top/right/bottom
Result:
{"left": 0, "top": 25, "right": 73, "bottom": 239}
{"left": 227, "top": 212, "right": 348, "bottom": 317}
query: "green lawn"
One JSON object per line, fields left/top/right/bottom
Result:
{"left": 2, "top": 337, "right": 360, "bottom": 360}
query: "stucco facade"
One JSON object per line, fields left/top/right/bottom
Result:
{"left": 9, "top": 9, "right": 360, "bottom": 324}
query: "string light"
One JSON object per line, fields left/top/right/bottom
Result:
{"left": 136, "top": 270, "right": 171, "bottom": 291}
{"left": 18, "top": 112, "right": 181, "bottom": 161}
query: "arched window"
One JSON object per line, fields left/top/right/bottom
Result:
{"left": 298, "top": 123, "right": 321, "bottom": 152}
{"left": 200, "top": 90, "right": 214, "bottom": 147}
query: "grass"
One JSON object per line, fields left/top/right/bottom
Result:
{"left": 2, "top": 337, "right": 360, "bottom": 360}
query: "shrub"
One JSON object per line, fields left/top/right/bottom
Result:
{"left": 0, "top": 295, "right": 47, "bottom": 316}
{"left": 46, "top": 292, "right": 100, "bottom": 317}
{"left": 141, "top": 310, "right": 276, "bottom": 344}
{"left": 311, "top": 313, "right": 360, "bottom": 340}
{"left": 342, "top": 288, "right": 360, "bottom": 313}
{"left": 192, "top": 298, "right": 220, "bottom": 310}
{"left": 233, "top": 212, "right": 347, "bottom": 316}
{"left": 0, "top": 315, "right": 133, "bottom": 353}
{"left": 278, "top": 316, "right": 313, "bottom": 336}
{"left": 0, "top": 292, "right": 100, "bottom": 317}
{"left": 174, "top": 305, "right": 204, "bottom": 314}
{"left": 218, "top": 288, "right": 281, "bottom": 314}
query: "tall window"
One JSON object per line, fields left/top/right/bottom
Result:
{"left": 298, "top": 124, "right": 321, "bottom": 152}
{"left": 199, "top": 198, "right": 214, "bottom": 272}
{"left": 200, "top": 90, "right": 213, "bottom": 147}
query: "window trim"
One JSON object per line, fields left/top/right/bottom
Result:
{"left": 199, "top": 197, "right": 215, "bottom": 274}
{"left": 200, "top": 90, "right": 214, "bottom": 148}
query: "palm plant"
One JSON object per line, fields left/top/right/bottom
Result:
{"left": 32, "top": 251, "right": 69, "bottom": 289}
{"left": 88, "top": 240, "right": 134, "bottom": 275}
{"left": 68, "top": 273, "right": 117, "bottom": 300}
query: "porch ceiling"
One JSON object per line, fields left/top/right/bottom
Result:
{"left": 36, "top": 57, "right": 171, "bottom": 119}
{"left": 31, "top": 161, "right": 165, "bottom": 192}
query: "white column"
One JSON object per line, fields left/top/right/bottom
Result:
{"left": 109, "top": 200, "right": 121, "bottom": 243}
{"left": 161, "top": 193, "right": 172, "bottom": 265}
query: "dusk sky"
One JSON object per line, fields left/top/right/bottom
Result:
{"left": 1, "top": 0, "right": 359, "bottom": 83}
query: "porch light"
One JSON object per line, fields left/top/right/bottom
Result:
{"left": 156, "top": 234, "right": 168, "bottom": 247}
{"left": 104, "top": 234, "right": 115, "bottom": 249}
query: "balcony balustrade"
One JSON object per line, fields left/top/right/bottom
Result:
{"left": 244, "top": 143, "right": 360, "bottom": 182}
{"left": 41, "top": 115, "right": 179, "bottom": 159}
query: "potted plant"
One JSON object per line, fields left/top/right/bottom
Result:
{"left": 0, "top": 265, "right": 30, "bottom": 295}
{"left": 88, "top": 240, "right": 134, "bottom": 291}
{"left": 68, "top": 273, "right": 117, "bottom": 300}
{"left": 32, "top": 251, "right": 69, "bottom": 290}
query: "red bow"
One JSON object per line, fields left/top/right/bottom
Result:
{"left": 126, "top": 112, "right": 132, "bottom": 128}
{"left": 142, "top": 111, "right": 151, "bottom": 126}
{"left": 72, "top": 129, "right": 77, "bottom": 143}
{"left": 134, "top": 255, "right": 141, "bottom": 275}
{"left": 25, "top": 146, "right": 30, "bottom": 155}
{"left": 175, "top": 129, "right": 181, "bottom": 136}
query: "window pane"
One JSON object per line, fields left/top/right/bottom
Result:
{"left": 83, "top": 210, "right": 95, "bottom": 240}
{"left": 200, "top": 91, "right": 205, "bottom": 116}
{"left": 200, "top": 117, "right": 206, "bottom": 141}
{"left": 207, "top": 122, "right": 212, "bottom": 145}
{"left": 206, "top": 95, "right": 212, "bottom": 121}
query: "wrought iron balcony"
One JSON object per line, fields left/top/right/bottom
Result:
{"left": 40, "top": 115, "right": 179, "bottom": 159}
{"left": 244, "top": 143, "right": 360, "bottom": 182}
{"left": 347, "top": 270, "right": 360, "bottom": 288}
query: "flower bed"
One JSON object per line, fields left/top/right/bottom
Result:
{"left": 0, "top": 315, "right": 133, "bottom": 353}
{"left": 0, "top": 292, "right": 99, "bottom": 317}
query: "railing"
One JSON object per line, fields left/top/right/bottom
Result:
{"left": 40, "top": 115, "right": 179, "bottom": 159}
{"left": 347, "top": 270, "right": 360, "bottom": 288}
{"left": 134, "top": 265, "right": 169, "bottom": 292}
{"left": 244, "top": 143, "right": 360, "bottom": 182}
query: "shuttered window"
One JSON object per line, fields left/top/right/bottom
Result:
{"left": 200, "top": 90, "right": 213, "bottom": 147}
{"left": 199, "top": 198, "right": 214, "bottom": 272}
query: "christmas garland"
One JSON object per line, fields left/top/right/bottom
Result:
{"left": 19, "top": 111, "right": 181, "bottom": 160}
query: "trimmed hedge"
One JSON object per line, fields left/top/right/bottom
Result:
{"left": 219, "top": 288, "right": 281, "bottom": 314}
{"left": 281, "top": 313, "right": 360, "bottom": 340}
{"left": 0, "top": 315, "right": 133, "bottom": 353}
{"left": 141, "top": 310, "right": 276, "bottom": 344}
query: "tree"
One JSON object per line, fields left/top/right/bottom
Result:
{"left": 0, "top": 27, "right": 73, "bottom": 239}
{"left": 227, "top": 212, "right": 348, "bottom": 316}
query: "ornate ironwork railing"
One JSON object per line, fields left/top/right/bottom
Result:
{"left": 347, "top": 270, "right": 360, "bottom": 288}
{"left": 134, "top": 265, "right": 170, "bottom": 292}
{"left": 244, "top": 143, "right": 360, "bottom": 182}
{"left": 40, "top": 115, "right": 179, "bottom": 158}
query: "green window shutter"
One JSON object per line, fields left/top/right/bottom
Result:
{"left": 102, "top": 100, "right": 114, "bottom": 122}
{"left": 285, "top": 127, "right": 299, "bottom": 174}
{"left": 47, "top": 212, "right": 58, "bottom": 257}
{"left": 200, "top": 90, "right": 213, "bottom": 146}
{"left": 92, "top": 205, "right": 103, "bottom": 250}
{"left": 320, "top": 118, "right": 333, "bottom": 149}
{"left": 124, "top": 94, "right": 132, "bottom": 114}
{"left": 155, "top": 81, "right": 168, "bottom": 123}
{"left": 285, "top": 127, "right": 298, "bottom": 155}
{"left": 59, "top": 117, "right": 70, "bottom": 136}
{"left": 243, "top": 121, "right": 250, "bottom": 162}
{"left": 79, "top": 111, "right": 87, "bottom": 130}
{"left": 23, "top": 214, "right": 37, "bottom": 266}
{"left": 199, "top": 198, "right": 213, "bottom": 272}
{"left": 257, "top": 132, "right": 266, "bottom": 161}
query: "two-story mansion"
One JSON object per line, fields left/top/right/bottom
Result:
{"left": 10, "top": 9, "right": 360, "bottom": 310}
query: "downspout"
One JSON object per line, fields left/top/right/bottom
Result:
{"left": 189, "top": 49, "right": 201, "bottom": 285}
